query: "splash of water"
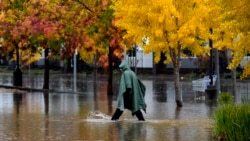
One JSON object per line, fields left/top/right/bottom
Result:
{"left": 87, "top": 111, "right": 111, "bottom": 121}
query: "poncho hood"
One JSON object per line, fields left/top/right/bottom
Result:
{"left": 119, "top": 60, "right": 130, "bottom": 71}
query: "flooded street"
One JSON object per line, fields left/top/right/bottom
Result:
{"left": 0, "top": 73, "right": 249, "bottom": 141}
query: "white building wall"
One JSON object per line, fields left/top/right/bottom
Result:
{"left": 125, "top": 50, "right": 153, "bottom": 68}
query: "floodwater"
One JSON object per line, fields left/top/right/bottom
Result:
{"left": 0, "top": 72, "right": 249, "bottom": 141}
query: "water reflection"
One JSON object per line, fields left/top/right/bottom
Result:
{"left": 13, "top": 92, "right": 23, "bottom": 115}
{"left": 13, "top": 92, "right": 23, "bottom": 139}
{"left": 114, "top": 122, "right": 146, "bottom": 141}
{"left": 153, "top": 79, "right": 167, "bottom": 102}
{"left": 43, "top": 92, "right": 49, "bottom": 115}
{"left": 0, "top": 74, "right": 249, "bottom": 140}
{"left": 174, "top": 107, "right": 181, "bottom": 141}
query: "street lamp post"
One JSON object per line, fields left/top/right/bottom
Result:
{"left": 205, "top": 28, "right": 217, "bottom": 101}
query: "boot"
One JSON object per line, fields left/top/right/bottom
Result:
{"left": 135, "top": 110, "right": 145, "bottom": 121}
{"left": 111, "top": 109, "right": 123, "bottom": 120}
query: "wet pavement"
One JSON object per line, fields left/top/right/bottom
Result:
{"left": 0, "top": 72, "right": 249, "bottom": 141}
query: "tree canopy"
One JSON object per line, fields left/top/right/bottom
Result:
{"left": 112, "top": 0, "right": 250, "bottom": 79}
{"left": 0, "top": 0, "right": 124, "bottom": 68}
{"left": 217, "top": 0, "right": 250, "bottom": 79}
{"left": 112, "top": 0, "right": 212, "bottom": 64}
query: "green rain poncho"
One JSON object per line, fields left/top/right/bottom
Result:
{"left": 116, "top": 60, "right": 146, "bottom": 114}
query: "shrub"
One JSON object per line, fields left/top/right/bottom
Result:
{"left": 213, "top": 103, "right": 250, "bottom": 141}
{"left": 218, "top": 92, "right": 234, "bottom": 106}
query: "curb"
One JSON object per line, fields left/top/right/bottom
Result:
{"left": 0, "top": 85, "right": 83, "bottom": 94}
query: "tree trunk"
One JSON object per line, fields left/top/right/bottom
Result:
{"left": 232, "top": 68, "right": 237, "bottom": 102}
{"left": 172, "top": 19, "right": 183, "bottom": 107}
{"left": 171, "top": 41, "right": 183, "bottom": 107}
{"left": 153, "top": 52, "right": 157, "bottom": 75}
{"left": 174, "top": 66, "right": 183, "bottom": 107}
{"left": 107, "top": 46, "right": 113, "bottom": 95}
{"left": 225, "top": 49, "right": 237, "bottom": 102}
{"left": 43, "top": 48, "right": 50, "bottom": 89}
{"left": 214, "top": 49, "right": 221, "bottom": 94}
{"left": 170, "top": 45, "right": 183, "bottom": 107}
{"left": 13, "top": 43, "right": 22, "bottom": 86}
{"left": 93, "top": 55, "right": 97, "bottom": 95}
{"left": 66, "top": 57, "right": 72, "bottom": 73}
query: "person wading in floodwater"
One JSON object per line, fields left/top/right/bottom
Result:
{"left": 111, "top": 60, "right": 146, "bottom": 121}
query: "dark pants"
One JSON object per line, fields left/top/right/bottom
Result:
{"left": 111, "top": 109, "right": 145, "bottom": 121}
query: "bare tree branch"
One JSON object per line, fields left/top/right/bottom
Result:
{"left": 73, "top": 0, "right": 93, "bottom": 13}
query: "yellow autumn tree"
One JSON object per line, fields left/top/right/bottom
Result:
{"left": 112, "top": 0, "right": 212, "bottom": 107}
{"left": 216, "top": 0, "right": 250, "bottom": 79}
